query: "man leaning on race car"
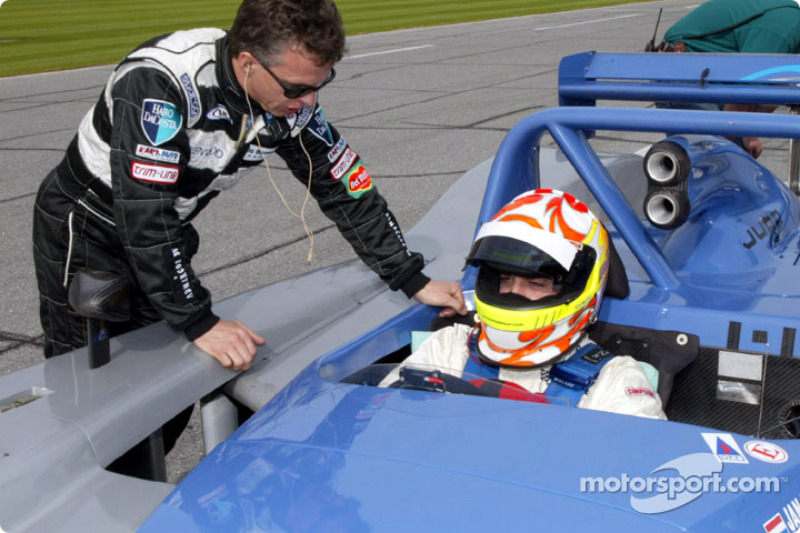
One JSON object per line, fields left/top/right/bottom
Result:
{"left": 32, "top": 0, "right": 467, "bottom": 372}
{"left": 381, "top": 189, "right": 666, "bottom": 419}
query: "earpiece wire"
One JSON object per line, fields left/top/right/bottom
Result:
{"left": 244, "top": 69, "right": 316, "bottom": 262}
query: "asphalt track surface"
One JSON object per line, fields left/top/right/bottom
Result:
{"left": 0, "top": 0, "right": 792, "bottom": 483}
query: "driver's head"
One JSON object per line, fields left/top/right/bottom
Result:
{"left": 498, "top": 272, "right": 559, "bottom": 301}
{"left": 466, "top": 189, "right": 610, "bottom": 368}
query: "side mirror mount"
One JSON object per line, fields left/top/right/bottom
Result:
{"left": 68, "top": 269, "right": 130, "bottom": 368}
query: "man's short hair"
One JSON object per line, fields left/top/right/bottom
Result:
{"left": 229, "top": 0, "right": 347, "bottom": 66}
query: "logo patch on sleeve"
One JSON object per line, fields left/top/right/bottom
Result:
{"left": 206, "top": 104, "right": 232, "bottom": 123}
{"left": 164, "top": 246, "right": 195, "bottom": 304}
{"left": 344, "top": 160, "right": 373, "bottom": 198}
{"left": 179, "top": 73, "right": 201, "bottom": 123}
{"left": 328, "top": 137, "right": 347, "bottom": 162}
{"left": 287, "top": 104, "right": 314, "bottom": 134}
{"left": 131, "top": 161, "right": 180, "bottom": 184}
{"left": 330, "top": 147, "right": 358, "bottom": 180}
{"left": 308, "top": 107, "right": 333, "bottom": 146}
{"left": 136, "top": 144, "right": 181, "bottom": 164}
{"left": 141, "top": 99, "right": 183, "bottom": 146}
{"left": 296, "top": 104, "right": 314, "bottom": 129}
{"left": 243, "top": 144, "right": 277, "bottom": 161}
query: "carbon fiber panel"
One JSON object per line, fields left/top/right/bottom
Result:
{"left": 664, "top": 347, "right": 800, "bottom": 439}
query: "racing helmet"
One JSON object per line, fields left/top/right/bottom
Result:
{"left": 466, "top": 189, "right": 610, "bottom": 367}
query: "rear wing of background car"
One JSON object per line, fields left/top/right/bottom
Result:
{"left": 558, "top": 51, "right": 800, "bottom": 108}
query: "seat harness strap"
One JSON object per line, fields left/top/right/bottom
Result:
{"left": 464, "top": 329, "right": 501, "bottom": 380}
{"left": 544, "top": 342, "right": 614, "bottom": 407}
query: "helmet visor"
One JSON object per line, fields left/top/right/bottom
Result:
{"left": 469, "top": 236, "right": 596, "bottom": 310}
{"left": 468, "top": 235, "right": 570, "bottom": 281}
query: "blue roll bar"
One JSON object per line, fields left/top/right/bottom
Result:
{"left": 478, "top": 107, "right": 800, "bottom": 290}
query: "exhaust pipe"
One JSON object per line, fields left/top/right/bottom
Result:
{"left": 644, "top": 188, "right": 690, "bottom": 229}
{"left": 644, "top": 140, "right": 690, "bottom": 186}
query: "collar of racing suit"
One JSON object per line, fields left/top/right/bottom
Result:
{"left": 215, "top": 34, "right": 265, "bottom": 117}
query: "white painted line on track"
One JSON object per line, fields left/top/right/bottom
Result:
{"left": 346, "top": 45, "right": 434, "bottom": 60}
{"left": 3, "top": 64, "right": 112, "bottom": 80}
{"left": 345, "top": 14, "right": 639, "bottom": 60}
{"left": 533, "top": 13, "right": 641, "bottom": 32}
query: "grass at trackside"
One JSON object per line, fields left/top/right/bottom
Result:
{"left": 0, "top": 0, "right": 650, "bottom": 78}
{"left": 338, "top": 0, "right": 646, "bottom": 34}
{"left": 0, "top": 0, "right": 241, "bottom": 77}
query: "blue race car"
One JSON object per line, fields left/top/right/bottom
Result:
{"left": 139, "top": 54, "right": 800, "bottom": 532}
{"left": 3, "top": 51, "right": 800, "bottom": 533}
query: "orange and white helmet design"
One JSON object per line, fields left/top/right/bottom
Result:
{"left": 466, "top": 189, "right": 610, "bottom": 367}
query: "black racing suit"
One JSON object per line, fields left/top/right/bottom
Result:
{"left": 33, "top": 28, "right": 430, "bottom": 358}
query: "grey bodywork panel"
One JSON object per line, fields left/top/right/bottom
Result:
{"left": 0, "top": 150, "right": 643, "bottom": 532}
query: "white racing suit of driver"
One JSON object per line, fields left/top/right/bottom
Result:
{"left": 33, "top": 28, "right": 430, "bottom": 358}
{"left": 382, "top": 323, "right": 667, "bottom": 419}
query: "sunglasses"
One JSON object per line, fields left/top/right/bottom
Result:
{"left": 259, "top": 61, "right": 336, "bottom": 99}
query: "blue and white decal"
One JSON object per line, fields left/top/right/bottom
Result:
{"left": 742, "top": 65, "right": 800, "bottom": 82}
{"left": 244, "top": 144, "right": 277, "bottom": 162}
{"left": 136, "top": 144, "right": 181, "bottom": 164}
{"left": 179, "top": 73, "right": 201, "bottom": 123}
{"left": 141, "top": 99, "right": 183, "bottom": 146}
{"left": 295, "top": 104, "right": 314, "bottom": 129}
{"left": 206, "top": 104, "right": 232, "bottom": 123}
{"left": 328, "top": 136, "right": 347, "bottom": 162}
{"left": 308, "top": 107, "right": 333, "bottom": 146}
{"left": 288, "top": 104, "right": 315, "bottom": 136}
{"left": 702, "top": 433, "right": 749, "bottom": 464}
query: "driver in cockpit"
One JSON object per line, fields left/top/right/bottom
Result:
{"left": 381, "top": 189, "right": 666, "bottom": 419}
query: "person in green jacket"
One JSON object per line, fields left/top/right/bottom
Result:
{"left": 660, "top": 0, "right": 800, "bottom": 158}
